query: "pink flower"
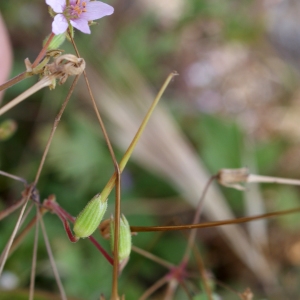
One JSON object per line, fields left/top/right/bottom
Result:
{"left": 46, "top": 0, "right": 114, "bottom": 35}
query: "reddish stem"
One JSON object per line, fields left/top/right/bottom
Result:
{"left": 0, "top": 33, "right": 55, "bottom": 92}
{"left": 43, "top": 196, "right": 114, "bottom": 265}
{"left": 31, "top": 33, "right": 55, "bottom": 69}
{"left": 89, "top": 236, "right": 114, "bottom": 265}
{"left": 57, "top": 211, "right": 79, "bottom": 243}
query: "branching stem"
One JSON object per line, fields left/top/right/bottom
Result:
{"left": 0, "top": 33, "right": 54, "bottom": 92}
{"left": 69, "top": 35, "right": 121, "bottom": 299}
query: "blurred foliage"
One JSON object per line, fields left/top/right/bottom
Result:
{"left": 1, "top": 0, "right": 300, "bottom": 299}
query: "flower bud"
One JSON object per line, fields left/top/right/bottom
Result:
{"left": 43, "top": 33, "right": 66, "bottom": 50}
{"left": 110, "top": 214, "right": 132, "bottom": 262}
{"left": 73, "top": 193, "right": 107, "bottom": 239}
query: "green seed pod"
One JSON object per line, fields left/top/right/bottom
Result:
{"left": 110, "top": 214, "right": 132, "bottom": 262}
{"left": 43, "top": 33, "right": 66, "bottom": 50}
{"left": 73, "top": 194, "right": 107, "bottom": 239}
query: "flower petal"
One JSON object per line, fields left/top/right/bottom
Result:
{"left": 52, "top": 14, "right": 69, "bottom": 35}
{"left": 81, "top": 1, "right": 114, "bottom": 21}
{"left": 70, "top": 19, "right": 91, "bottom": 34}
{"left": 45, "top": 0, "right": 65, "bottom": 13}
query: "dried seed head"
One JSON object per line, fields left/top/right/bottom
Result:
{"left": 45, "top": 54, "right": 86, "bottom": 85}
{"left": 110, "top": 214, "right": 132, "bottom": 262}
{"left": 73, "top": 193, "right": 107, "bottom": 239}
{"left": 217, "top": 168, "right": 249, "bottom": 190}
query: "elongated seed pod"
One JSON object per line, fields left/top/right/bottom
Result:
{"left": 73, "top": 193, "right": 107, "bottom": 239}
{"left": 110, "top": 214, "right": 132, "bottom": 262}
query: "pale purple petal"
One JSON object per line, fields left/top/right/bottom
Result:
{"left": 70, "top": 19, "right": 91, "bottom": 34}
{"left": 81, "top": 1, "right": 114, "bottom": 21}
{"left": 52, "top": 14, "right": 69, "bottom": 35}
{"left": 45, "top": 0, "right": 65, "bottom": 13}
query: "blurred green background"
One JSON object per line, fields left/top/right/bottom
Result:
{"left": 1, "top": 0, "right": 300, "bottom": 299}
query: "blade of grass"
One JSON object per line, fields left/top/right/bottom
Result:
{"left": 100, "top": 71, "right": 178, "bottom": 201}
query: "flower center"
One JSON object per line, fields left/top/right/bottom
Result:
{"left": 65, "top": 0, "right": 87, "bottom": 19}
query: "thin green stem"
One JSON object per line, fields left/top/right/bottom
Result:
{"left": 101, "top": 71, "right": 178, "bottom": 202}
